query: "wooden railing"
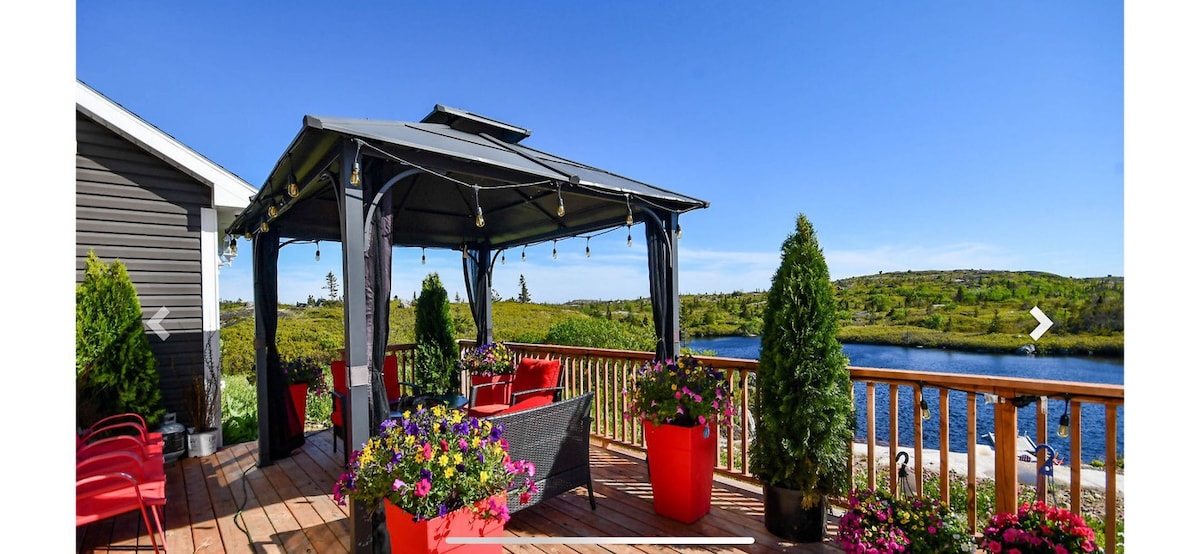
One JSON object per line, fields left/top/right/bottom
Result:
{"left": 379, "top": 341, "right": 1123, "bottom": 552}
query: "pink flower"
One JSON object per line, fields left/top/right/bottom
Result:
{"left": 698, "top": 415, "right": 707, "bottom": 426}
{"left": 414, "top": 479, "right": 431, "bottom": 497}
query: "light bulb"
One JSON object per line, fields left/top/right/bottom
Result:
{"left": 259, "top": 221, "right": 270, "bottom": 233}
{"left": 626, "top": 212, "right": 634, "bottom": 226}
{"left": 552, "top": 244, "right": 557, "bottom": 259}
{"left": 675, "top": 224, "right": 682, "bottom": 239}
{"left": 586, "top": 245, "right": 591, "bottom": 258}
{"left": 475, "top": 206, "right": 485, "bottom": 228}
{"left": 315, "top": 242, "right": 321, "bottom": 262}
{"left": 350, "top": 161, "right": 361, "bottom": 186}
{"left": 501, "top": 252, "right": 505, "bottom": 265}
{"left": 556, "top": 191, "right": 565, "bottom": 218}
{"left": 521, "top": 248, "right": 526, "bottom": 262}
{"left": 243, "top": 232, "right": 253, "bottom": 240}
{"left": 919, "top": 398, "right": 931, "bottom": 420}
{"left": 1057, "top": 412, "right": 1070, "bottom": 438}
{"left": 287, "top": 181, "right": 300, "bottom": 198}
{"left": 421, "top": 248, "right": 426, "bottom": 265}
{"left": 267, "top": 204, "right": 280, "bottom": 218}
{"left": 627, "top": 232, "right": 633, "bottom": 247}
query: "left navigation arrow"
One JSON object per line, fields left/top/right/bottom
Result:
{"left": 147, "top": 306, "right": 170, "bottom": 340}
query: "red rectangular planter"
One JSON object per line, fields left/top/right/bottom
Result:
{"left": 642, "top": 419, "right": 717, "bottom": 524}
{"left": 384, "top": 494, "right": 505, "bottom": 554}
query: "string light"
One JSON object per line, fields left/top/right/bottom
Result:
{"left": 521, "top": 246, "right": 526, "bottom": 262}
{"left": 1057, "top": 398, "right": 1070, "bottom": 438}
{"left": 920, "top": 398, "right": 931, "bottom": 420}
{"left": 315, "top": 241, "right": 320, "bottom": 262}
{"left": 627, "top": 230, "right": 633, "bottom": 247}
{"left": 286, "top": 154, "right": 299, "bottom": 198}
{"left": 259, "top": 221, "right": 270, "bottom": 233}
{"left": 474, "top": 187, "right": 485, "bottom": 228}
{"left": 675, "top": 223, "right": 682, "bottom": 239}
{"left": 243, "top": 232, "right": 253, "bottom": 240}
{"left": 350, "top": 161, "right": 361, "bottom": 186}
{"left": 552, "top": 239, "right": 557, "bottom": 260}
{"left": 625, "top": 194, "right": 634, "bottom": 226}
{"left": 556, "top": 185, "right": 565, "bottom": 218}
{"left": 421, "top": 247, "right": 426, "bottom": 265}
{"left": 585, "top": 237, "right": 591, "bottom": 258}
{"left": 267, "top": 203, "right": 280, "bottom": 219}
{"left": 500, "top": 251, "right": 505, "bottom": 265}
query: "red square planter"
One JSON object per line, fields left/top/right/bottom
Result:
{"left": 288, "top": 383, "right": 308, "bottom": 430}
{"left": 384, "top": 494, "right": 506, "bottom": 553}
{"left": 470, "top": 375, "right": 512, "bottom": 406}
{"left": 642, "top": 419, "right": 717, "bottom": 524}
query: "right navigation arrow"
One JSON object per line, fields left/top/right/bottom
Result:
{"left": 1029, "top": 306, "right": 1053, "bottom": 341}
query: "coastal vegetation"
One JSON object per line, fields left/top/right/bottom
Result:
{"left": 219, "top": 269, "right": 1122, "bottom": 380}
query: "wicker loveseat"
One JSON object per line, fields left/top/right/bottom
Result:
{"left": 486, "top": 391, "right": 596, "bottom": 513}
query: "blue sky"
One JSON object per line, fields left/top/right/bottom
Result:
{"left": 70, "top": 1, "right": 1125, "bottom": 305}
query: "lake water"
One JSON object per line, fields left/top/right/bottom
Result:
{"left": 683, "top": 336, "right": 1124, "bottom": 464}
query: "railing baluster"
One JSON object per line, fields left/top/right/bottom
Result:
{"left": 740, "top": 369, "right": 750, "bottom": 476}
{"left": 1105, "top": 403, "right": 1118, "bottom": 554}
{"left": 966, "top": 392, "right": 977, "bottom": 535}
{"left": 939, "top": 388, "right": 949, "bottom": 505}
{"left": 913, "top": 385, "right": 924, "bottom": 495}
{"left": 1071, "top": 398, "right": 1082, "bottom": 515}
{"left": 889, "top": 384, "right": 899, "bottom": 497}
{"left": 1036, "top": 397, "right": 1048, "bottom": 504}
{"left": 866, "top": 381, "right": 876, "bottom": 491}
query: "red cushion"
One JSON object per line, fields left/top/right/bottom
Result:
{"left": 466, "top": 404, "right": 510, "bottom": 418}
{"left": 382, "top": 354, "right": 400, "bottom": 403}
{"left": 330, "top": 361, "right": 346, "bottom": 427}
{"left": 494, "top": 395, "right": 553, "bottom": 416}
{"left": 512, "top": 358, "right": 561, "bottom": 398}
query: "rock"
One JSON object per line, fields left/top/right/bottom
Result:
{"left": 1017, "top": 344, "right": 1036, "bottom": 355}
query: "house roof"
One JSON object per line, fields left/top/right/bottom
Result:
{"left": 75, "top": 80, "right": 258, "bottom": 211}
{"left": 227, "top": 104, "right": 708, "bottom": 250}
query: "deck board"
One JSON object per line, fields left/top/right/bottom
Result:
{"left": 77, "top": 428, "right": 846, "bottom": 553}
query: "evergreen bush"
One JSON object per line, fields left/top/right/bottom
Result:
{"left": 414, "top": 273, "right": 459, "bottom": 395}
{"left": 750, "top": 213, "right": 854, "bottom": 508}
{"left": 76, "top": 251, "right": 165, "bottom": 428}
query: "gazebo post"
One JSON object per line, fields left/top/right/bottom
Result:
{"left": 644, "top": 209, "right": 681, "bottom": 361}
{"left": 464, "top": 245, "right": 494, "bottom": 346}
{"left": 338, "top": 139, "right": 374, "bottom": 553}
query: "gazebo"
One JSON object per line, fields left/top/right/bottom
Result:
{"left": 225, "top": 104, "right": 707, "bottom": 551}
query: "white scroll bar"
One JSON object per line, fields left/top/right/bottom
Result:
{"left": 446, "top": 536, "right": 755, "bottom": 545}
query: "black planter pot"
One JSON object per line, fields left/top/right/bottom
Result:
{"left": 762, "top": 484, "right": 827, "bottom": 543}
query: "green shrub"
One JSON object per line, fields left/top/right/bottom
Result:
{"left": 751, "top": 213, "right": 854, "bottom": 508}
{"left": 76, "top": 251, "right": 165, "bottom": 428}
{"left": 414, "top": 273, "right": 459, "bottom": 395}
{"left": 221, "top": 375, "right": 258, "bottom": 445}
{"left": 542, "top": 317, "right": 656, "bottom": 351}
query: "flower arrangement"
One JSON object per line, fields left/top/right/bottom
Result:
{"left": 280, "top": 356, "right": 328, "bottom": 397}
{"left": 837, "top": 488, "right": 974, "bottom": 554}
{"left": 457, "top": 343, "right": 515, "bottom": 377}
{"left": 332, "top": 404, "right": 536, "bottom": 522}
{"left": 628, "top": 356, "right": 734, "bottom": 427}
{"left": 981, "top": 500, "right": 1097, "bottom": 553}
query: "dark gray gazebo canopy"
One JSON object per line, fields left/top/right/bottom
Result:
{"left": 225, "top": 104, "right": 707, "bottom": 553}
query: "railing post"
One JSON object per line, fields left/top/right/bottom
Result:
{"left": 866, "top": 382, "right": 876, "bottom": 491}
{"left": 994, "top": 388, "right": 1019, "bottom": 516}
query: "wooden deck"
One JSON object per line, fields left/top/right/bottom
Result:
{"left": 77, "top": 428, "right": 844, "bottom": 553}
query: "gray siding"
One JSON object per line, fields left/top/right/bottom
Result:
{"left": 76, "top": 112, "right": 210, "bottom": 420}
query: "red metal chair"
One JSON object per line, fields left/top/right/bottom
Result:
{"left": 330, "top": 360, "right": 348, "bottom": 453}
{"left": 466, "top": 357, "right": 563, "bottom": 418}
{"left": 80, "top": 412, "right": 164, "bottom": 445}
{"left": 77, "top": 449, "right": 167, "bottom": 553}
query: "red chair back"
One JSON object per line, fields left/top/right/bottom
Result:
{"left": 511, "top": 358, "right": 562, "bottom": 404}
{"left": 383, "top": 354, "right": 400, "bottom": 403}
{"left": 330, "top": 360, "right": 347, "bottom": 428}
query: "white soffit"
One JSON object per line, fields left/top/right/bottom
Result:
{"left": 75, "top": 80, "right": 258, "bottom": 210}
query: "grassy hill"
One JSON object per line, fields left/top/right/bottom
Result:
{"left": 219, "top": 269, "right": 1122, "bottom": 375}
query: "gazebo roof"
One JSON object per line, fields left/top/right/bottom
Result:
{"left": 226, "top": 105, "right": 708, "bottom": 250}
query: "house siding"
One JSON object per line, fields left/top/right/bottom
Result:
{"left": 76, "top": 112, "right": 210, "bottom": 423}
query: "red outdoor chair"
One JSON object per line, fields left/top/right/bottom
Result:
{"left": 466, "top": 357, "right": 564, "bottom": 418}
{"left": 77, "top": 449, "right": 167, "bottom": 553}
{"left": 331, "top": 356, "right": 423, "bottom": 453}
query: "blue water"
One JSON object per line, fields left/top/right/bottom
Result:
{"left": 684, "top": 336, "right": 1124, "bottom": 464}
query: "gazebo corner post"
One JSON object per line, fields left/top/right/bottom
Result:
{"left": 464, "top": 245, "right": 494, "bottom": 347}
{"left": 251, "top": 230, "right": 279, "bottom": 467}
{"left": 338, "top": 139, "right": 375, "bottom": 553}
{"left": 644, "top": 209, "right": 681, "bottom": 361}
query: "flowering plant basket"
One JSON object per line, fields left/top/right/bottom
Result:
{"left": 458, "top": 343, "right": 515, "bottom": 377}
{"left": 837, "top": 488, "right": 974, "bottom": 553}
{"left": 629, "top": 356, "right": 734, "bottom": 428}
{"left": 333, "top": 405, "right": 536, "bottom": 522}
{"left": 280, "top": 356, "right": 328, "bottom": 396}
{"left": 981, "top": 500, "right": 1097, "bottom": 553}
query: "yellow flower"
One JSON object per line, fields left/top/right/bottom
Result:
{"left": 405, "top": 435, "right": 416, "bottom": 446}
{"left": 471, "top": 436, "right": 482, "bottom": 448}
{"left": 479, "top": 470, "right": 489, "bottom": 482}
{"left": 438, "top": 453, "right": 450, "bottom": 467}
{"left": 453, "top": 453, "right": 463, "bottom": 464}
{"left": 444, "top": 466, "right": 455, "bottom": 478}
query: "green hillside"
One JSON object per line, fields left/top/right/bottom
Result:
{"left": 219, "top": 270, "right": 1122, "bottom": 376}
